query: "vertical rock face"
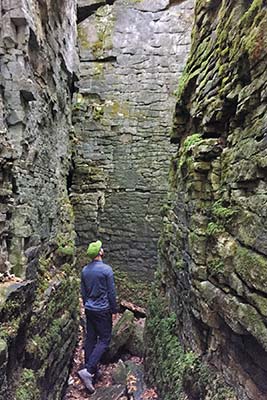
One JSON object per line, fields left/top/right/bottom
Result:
{"left": 0, "top": 1, "right": 79, "bottom": 399}
{"left": 0, "top": 0, "right": 78, "bottom": 277}
{"left": 72, "top": 0, "right": 194, "bottom": 282}
{"left": 147, "top": 1, "right": 267, "bottom": 399}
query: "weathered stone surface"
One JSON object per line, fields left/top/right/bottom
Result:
{"left": 104, "top": 309, "right": 145, "bottom": 362}
{"left": 127, "top": 320, "right": 145, "bottom": 358}
{"left": 72, "top": 0, "right": 194, "bottom": 286}
{"left": 90, "top": 384, "right": 125, "bottom": 400}
{"left": 105, "top": 310, "right": 135, "bottom": 361}
{"left": 125, "top": 361, "right": 146, "bottom": 400}
{"left": 112, "top": 361, "right": 146, "bottom": 400}
{"left": 147, "top": 1, "right": 267, "bottom": 400}
{"left": 0, "top": 0, "right": 79, "bottom": 399}
{"left": 0, "top": 0, "right": 78, "bottom": 279}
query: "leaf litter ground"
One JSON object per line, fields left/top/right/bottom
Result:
{"left": 63, "top": 308, "right": 158, "bottom": 400}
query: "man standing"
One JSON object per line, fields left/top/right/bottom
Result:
{"left": 78, "top": 240, "right": 117, "bottom": 393}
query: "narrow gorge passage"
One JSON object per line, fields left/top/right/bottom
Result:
{"left": 1, "top": 0, "right": 267, "bottom": 400}
{"left": 63, "top": 1, "right": 194, "bottom": 397}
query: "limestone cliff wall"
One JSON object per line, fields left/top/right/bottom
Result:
{"left": 146, "top": 1, "right": 267, "bottom": 399}
{"left": 0, "top": 1, "right": 79, "bottom": 399}
{"left": 72, "top": 0, "right": 194, "bottom": 282}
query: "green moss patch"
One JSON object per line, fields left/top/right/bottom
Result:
{"left": 178, "top": 133, "right": 204, "bottom": 168}
{"left": 15, "top": 369, "right": 41, "bottom": 400}
{"left": 145, "top": 291, "right": 198, "bottom": 399}
{"left": 234, "top": 246, "right": 267, "bottom": 293}
{"left": 208, "top": 258, "right": 224, "bottom": 276}
{"left": 145, "top": 289, "right": 236, "bottom": 399}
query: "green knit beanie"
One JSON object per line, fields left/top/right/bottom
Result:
{"left": 87, "top": 240, "right": 102, "bottom": 259}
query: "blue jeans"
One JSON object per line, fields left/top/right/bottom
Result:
{"left": 84, "top": 309, "right": 112, "bottom": 374}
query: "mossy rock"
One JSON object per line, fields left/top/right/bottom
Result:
{"left": 145, "top": 288, "right": 237, "bottom": 399}
{"left": 234, "top": 245, "right": 267, "bottom": 293}
{"left": 15, "top": 369, "right": 41, "bottom": 400}
{"left": 0, "top": 281, "right": 34, "bottom": 322}
{"left": 127, "top": 320, "right": 145, "bottom": 357}
{"left": 111, "top": 359, "right": 128, "bottom": 384}
{"left": 104, "top": 310, "right": 135, "bottom": 361}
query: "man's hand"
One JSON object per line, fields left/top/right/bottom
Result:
{"left": 112, "top": 313, "right": 119, "bottom": 323}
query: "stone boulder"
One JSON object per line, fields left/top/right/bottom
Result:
{"left": 105, "top": 310, "right": 135, "bottom": 361}
{"left": 90, "top": 384, "right": 125, "bottom": 400}
{"left": 127, "top": 319, "right": 145, "bottom": 358}
{"left": 104, "top": 311, "right": 145, "bottom": 362}
{"left": 112, "top": 360, "right": 146, "bottom": 400}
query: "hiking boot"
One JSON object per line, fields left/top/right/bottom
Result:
{"left": 78, "top": 368, "right": 95, "bottom": 394}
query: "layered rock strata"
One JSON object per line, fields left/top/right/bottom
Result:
{"left": 72, "top": 0, "right": 194, "bottom": 282}
{"left": 146, "top": 1, "right": 267, "bottom": 399}
{"left": 0, "top": 1, "right": 79, "bottom": 399}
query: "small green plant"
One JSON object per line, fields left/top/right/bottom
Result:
{"left": 207, "top": 200, "right": 237, "bottom": 238}
{"left": 212, "top": 200, "right": 237, "bottom": 220}
{"left": 0, "top": 318, "right": 21, "bottom": 341}
{"left": 174, "top": 70, "right": 189, "bottom": 99}
{"left": 92, "top": 103, "right": 104, "bottom": 120}
{"left": 92, "top": 63, "right": 104, "bottom": 77}
{"left": 183, "top": 133, "right": 203, "bottom": 151}
{"left": 206, "top": 222, "right": 225, "bottom": 236}
{"left": 178, "top": 133, "right": 203, "bottom": 168}
{"left": 73, "top": 94, "right": 87, "bottom": 111}
{"left": 208, "top": 259, "right": 224, "bottom": 276}
{"left": 176, "top": 260, "right": 184, "bottom": 270}
{"left": 56, "top": 233, "right": 75, "bottom": 257}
